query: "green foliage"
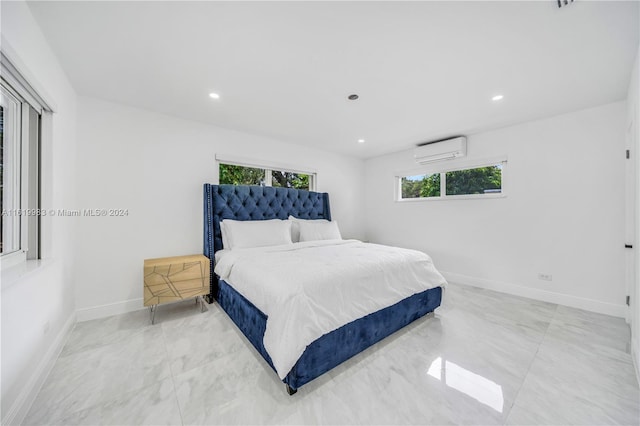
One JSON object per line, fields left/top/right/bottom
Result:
{"left": 446, "top": 166, "right": 501, "bottom": 195}
{"left": 219, "top": 164, "right": 310, "bottom": 190}
{"left": 219, "top": 164, "right": 265, "bottom": 186}
{"left": 401, "top": 173, "right": 440, "bottom": 199}
{"left": 272, "top": 171, "right": 310, "bottom": 190}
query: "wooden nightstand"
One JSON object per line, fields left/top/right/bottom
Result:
{"left": 144, "top": 254, "right": 210, "bottom": 324}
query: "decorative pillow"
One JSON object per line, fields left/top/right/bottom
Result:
{"left": 288, "top": 215, "right": 329, "bottom": 243}
{"left": 298, "top": 220, "right": 342, "bottom": 242}
{"left": 221, "top": 219, "right": 292, "bottom": 249}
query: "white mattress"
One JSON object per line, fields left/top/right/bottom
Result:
{"left": 214, "top": 239, "right": 447, "bottom": 379}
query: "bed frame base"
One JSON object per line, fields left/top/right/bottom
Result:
{"left": 212, "top": 276, "right": 442, "bottom": 394}
{"left": 286, "top": 384, "right": 297, "bottom": 395}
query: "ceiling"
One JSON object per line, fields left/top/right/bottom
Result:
{"left": 26, "top": 1, "right": 639, "bottom": 159}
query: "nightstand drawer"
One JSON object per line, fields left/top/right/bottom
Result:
{"left": 144, "top": 254, "right": 210, "bottom": 323}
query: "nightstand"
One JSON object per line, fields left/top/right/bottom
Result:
{"left": 143, "top": 254, "right": 210, "bottom": 324}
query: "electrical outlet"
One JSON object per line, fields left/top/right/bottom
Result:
{"left": 43, "top": 321, "right": 50, "bottom": 335}
{"left": 538, "top": 273, "right": 552, "bottom": 281}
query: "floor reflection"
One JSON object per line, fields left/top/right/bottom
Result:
{"left": 427, "top": 356, "right": 504, "bottom": 412}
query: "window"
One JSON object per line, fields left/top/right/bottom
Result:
{"left": 1, "top": 54, "right": 45, "bottom": 265}
{"left": 446, "top": 165, "right": 503, "bottom": 196}
{"left": 1, "top": 85, "right": 22, "bottom": 255}
{"left": 397, "top": 160, "right": 505, "bottom": 201}
{"left": 401, "top": 172, "right": 440, "bottom": 199}
{"left": 219, "top": 161, "right": 315, "bottom": 190}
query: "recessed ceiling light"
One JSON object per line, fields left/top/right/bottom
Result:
{"left": 492, "top": 94, "right": 504, "bottom": 101}
{"left": 209, "top": 92, "right": 220, "bottom": 99}
{"left": 358, "top": 139, "right": 365, "bottom": 144}
{"left": 348, "top": 94, "right": 359, "bottom": 100}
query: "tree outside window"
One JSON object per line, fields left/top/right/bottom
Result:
{"left": 219, "top": 163, "right": 313, "bottom": 191}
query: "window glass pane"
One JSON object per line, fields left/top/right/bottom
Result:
{"left": 0, "top": 88, "right": 22, "bottom": 255}
{"left": 401, "top": 173, "right": 441, "bottom": 199}
{"left": 219, "top": 163, "right": 265, "bottom": 186}
{"left": 272, "top": 170, "right": 310, "bottom": 190}
{"left": 446, "top": 164, "right": 502, "bottom": 196}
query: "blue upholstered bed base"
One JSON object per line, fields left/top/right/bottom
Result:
{"left": 215, "top": 278, "right": 442, "bottom": 391}
{"left": 203, "top": 184, "right": 443, "bottom": 393}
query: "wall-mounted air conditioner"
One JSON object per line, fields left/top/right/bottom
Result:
{"left": 414, "top": 136, "right": 467, "bottom": 164}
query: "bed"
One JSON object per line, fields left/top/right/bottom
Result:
{"left": 203, "top": 184, "right": 445, "bottom": 395}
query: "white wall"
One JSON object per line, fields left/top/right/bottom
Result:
{"left": 74, "top": 96, "right": 365, "bottom": 319}
{"left": 627, "top": 44, "right": 640, "bottom": 382}
{"left": 0, "top": 1, "right": 78, "bottom": 424}
{"left": 364, "top": 102, "right": 627, "bottom": 317}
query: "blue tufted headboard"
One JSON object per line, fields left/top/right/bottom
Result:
{"left": 203, "top": 184, "right": 331, "bottom": 258}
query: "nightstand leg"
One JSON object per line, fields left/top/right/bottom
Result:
{"left": 198, "top": 296, "right": 208, "bottom": 313}
{"left": 150, "top": 304, "right": 157, "bottom": 324}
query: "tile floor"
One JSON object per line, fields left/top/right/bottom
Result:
{"left": 23, "top": 284, "right": 640, "bottom": 425}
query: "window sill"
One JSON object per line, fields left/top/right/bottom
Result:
{"left": 1, "top": 258, "right": 55, "bottom": 291}
{"left": 396, "top": 193, "right": 507, "bottom": 202}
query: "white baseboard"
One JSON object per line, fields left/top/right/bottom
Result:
{"left": 441, "top": 271, "right": 627, "bottom": 318}
{"left": 76, "top": 297, "right": 144, "bottom": 322}
{"left": 2, "top": 312, "right": 76, "bottom": 426}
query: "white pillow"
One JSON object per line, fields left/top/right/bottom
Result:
{"left": 220, "top": 221, "right": 231, "bottom": 249}
{"left": 221, "top": 219, "right": 292, "bottom": 249}
{"left": 288, "top": 215, "right": 329, "bottom": 243}
{"left": 298, "top": 220, "right": 342, "bottom": 242}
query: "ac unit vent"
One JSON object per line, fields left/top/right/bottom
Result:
{"left": 414, "top": 136, "right": 467, "bottom": 164}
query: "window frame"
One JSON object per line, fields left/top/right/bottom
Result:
{"left": 216, "top": 154, "right": 317, "bottom": 191}
{"left": 1, "top": 84, "right": 23, "bottom": 259}
{"left": 1, "top": 52, "right": 48, "bottom": 268}
{"left": 395, "top": 157, "right": 507, "bottom": 202}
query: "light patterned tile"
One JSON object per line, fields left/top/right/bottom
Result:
{"left": 548, "top": 305, "right": 632, "bottom": 354}
{"left": 24, "top": 325, "right": 172, "bottom": 425}
{"left": 162, "top": 305, "right": 248, "bottom": 376}
{"left": 173, "top": 349, "right": 274, "bottom": 425}
{"left": 510, "top": 331, "right": 640, "bottom": 425}
{"left": 61, "top": 309, "right": 153, "bottom": 357}
{"left": 51, "top": 378, "right": 182, "bottom": 426}
{"left": 23, "top": 284, "right": 640, "bottom": 426}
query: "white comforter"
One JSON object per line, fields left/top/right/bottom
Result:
{"left": 214, "top": 239, "right": 447, "bottom": 379}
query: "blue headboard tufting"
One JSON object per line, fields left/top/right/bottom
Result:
{"left": 203, "top": 184, "right": 332, "bottom": 257}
